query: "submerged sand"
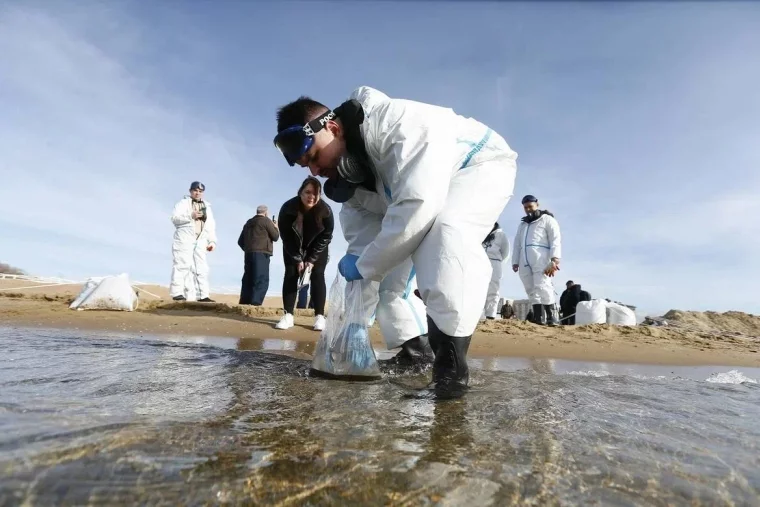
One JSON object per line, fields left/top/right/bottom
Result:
{"left": 1, "top": 279, "right": 758, "bottom": 367}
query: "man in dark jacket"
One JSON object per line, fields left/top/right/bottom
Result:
{"left": 559, "top": 281, "right": 592, "bottom": 325}
{"left": 238, "top": 205, "right": 280, "bottom": 305}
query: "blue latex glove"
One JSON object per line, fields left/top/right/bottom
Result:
{"left": 338, "top": 254, "right": 363, "bottom": 281}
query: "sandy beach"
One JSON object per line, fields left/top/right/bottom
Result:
{"left": 1, "top": 278, "right": 759, "bottom": 367}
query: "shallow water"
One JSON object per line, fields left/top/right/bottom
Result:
{"left": 1, "top": 326, "right": 759, "bottom": 506}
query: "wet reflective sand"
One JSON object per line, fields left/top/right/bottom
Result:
{"left": 1, "top": 327, "right": 759, "bottom": 505}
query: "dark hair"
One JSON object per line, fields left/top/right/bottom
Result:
{"left": 297, "top": 177, "right": 328, "bottom": 226}
{"left": 566, "top": 280, "right": 574, "bottom": 286}
{"left": 298, "top": 176, "right": 322, "bottom": 198}
{"left": 276, "top": 96, "right": 329, "bottom": 132}
{"left": 483, "top": 222, "right": 499, "bottom": 245}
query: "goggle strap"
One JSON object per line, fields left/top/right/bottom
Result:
{"left": 303, "top": 110, "right": 336, "bottom": 136}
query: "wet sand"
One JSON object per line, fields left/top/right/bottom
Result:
{"left": 1, "top": 279, "right": 759, "bottom": 367}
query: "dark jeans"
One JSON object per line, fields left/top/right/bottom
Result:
{"left": 282, "top": 255, "right": 327, "bottom": 315}
{"left": 239, "top": 252, "right": 271, "bottom": 305}
{"left": 562, "top": 306, "right": 577, "bottom": 325}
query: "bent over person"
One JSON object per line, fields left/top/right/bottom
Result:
{"left": 275, "top": 177, "right": 334, "bottom": 332}
{"left": 272, "top": 86, "right": 518, "bottom": 395}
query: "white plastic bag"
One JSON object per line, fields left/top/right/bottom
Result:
{"left": 70, "top": 274, "right": 138, "bottom": 311}
{"left": 298, "top": 265, "right": 312, "bottom": 289}
{"left": 606, "top": 302, "right": 637, "bottom": 326}
{"left": 69, "top": 277, "right": 103, "bottom": 310}
{"left": 311, "top": 273, "right": 381, "bottom": 380}
{"left": 575, "top": 299, "right": 607, "bottom": 325}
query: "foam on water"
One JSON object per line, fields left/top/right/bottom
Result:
{"left": 705, "top": 369, "right": 758, "bottom": 384}
{"left": 566, "top": 370, "right": 611, "bottom": 377}
{"left": 567, "top": 368, "right": 760, "bottom": 385}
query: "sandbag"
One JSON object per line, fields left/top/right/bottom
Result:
{"left": 70, "top": 273, "right": 138, "bottom": 311}
{"left": 575, "top": 300, "right": 607, "bottom": 325}
{"left": 311, "top": 274, "right": 381, "bottom": 380}
{"left": 606, "top": 302, "right": 637, "bottom": 326}
{"left": 68, "top": 277, "right": 103, "bottom": 309}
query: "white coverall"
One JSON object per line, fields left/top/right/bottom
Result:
{"left": 348, "top": 87, "right": 518, "bottom": 337}
{"left": 482, "top": 228, "right": 510, "bottom": 318}
{"left": 512, "top": 214, "right": 561, "bottom": 305}
{"left": 169, "top": 196, "right": 217, "bottom": 300}
{"left": 341, "top": 187, "right": 428, "bottom": 349}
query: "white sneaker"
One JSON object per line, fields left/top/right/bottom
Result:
{"left": 313, "top": 314, "right": 326, "bottom": 331}
{"left": 275, "top": 313, "right": 294, "bottom": 330}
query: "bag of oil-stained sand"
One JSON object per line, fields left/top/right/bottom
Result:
{"left": 606, "top": 302, "right": 637, "bottom": 326}
{"left": 575, "top": 299, "right": 607, "bottom": 325}
{"left": 311, "top": 274, "right": 381, "bottom": 380}
{"left": 69, "top": 273, "right": 138, "bottom": 311}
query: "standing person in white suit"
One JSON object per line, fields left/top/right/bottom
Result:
{"left": 511, "top": 195, "right": 562, "bottom": 326}
{"left": 169, "top": 181, "right": 217, "bottom": 302}
{"left": 273, "top": 86, "right": 518, "bottom": 395}
{"left": 482, "top": 222, "right": 510, "bottom": 320}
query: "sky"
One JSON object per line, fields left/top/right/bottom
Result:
{"left": 1, "top": 1, "right": 759, "bottom": 317}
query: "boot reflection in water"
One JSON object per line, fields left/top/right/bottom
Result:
{"left": 421, "top": 398, "right": 473, "bottom": 464}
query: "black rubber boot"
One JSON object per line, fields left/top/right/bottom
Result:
{"left": 531, "top": 304, "right": 546, "bottom": 325}
{"left": 380, "top": 335, "right": 434, "bottom": 373}
{"left": 545, "top": 305, "right": 560, "bottom": 327}
{"left": 427, "top": 316, "right": 471, "bottom": 399}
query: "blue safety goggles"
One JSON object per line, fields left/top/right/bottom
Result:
{"left": 273, "top": 110, "right": 336, "bottom": 166}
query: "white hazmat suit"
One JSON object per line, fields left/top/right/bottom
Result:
{"left": 341, "top": 187, "right": 428, "bottom": 349}
{"left": 169, "top": 196, "right": 217, "bottom": 300}
{"left": 482, "top": 227, "right": 510, "bottom": 319}
{"left": 348, "top": 87, "right": 517, "bottom": 337}
{"left": 512, "top": 213, "right": 561, "bottom": 305}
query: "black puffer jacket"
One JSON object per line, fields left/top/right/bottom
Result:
{"left": 560, "top": 284, "right": 582, "bottom": 316}
{"left": 278, "top": 197, "right": 334, "bottom": 265}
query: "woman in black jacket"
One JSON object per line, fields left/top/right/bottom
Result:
{"left": 275, "top": 177, "right": 334, "bottom": 331}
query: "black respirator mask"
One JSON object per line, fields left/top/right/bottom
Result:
{"left": 522, "top": 210, "right": 543, "bottom": 223}
{"left": 324, "top": 177, "right": 359, "bottom": 203}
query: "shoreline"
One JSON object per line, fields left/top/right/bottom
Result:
{"left": 2, "top": 281, "right": 759, "bottom": 367}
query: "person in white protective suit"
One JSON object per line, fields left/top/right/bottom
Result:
{"left": 273, "top": 87, "right": 518, "bottom": 394}
{"left": 169, "top": 181, "right": 217, "bottom": 302}
{"left": 511, "top": 195, "right": 562, "bottom": 326}
{"left": 481, "top": 222, "right": 511, "bottom": 320}
{"left": 339, "top": 185, "right": 432, "bottom": 370}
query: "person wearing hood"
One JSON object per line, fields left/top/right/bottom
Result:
{"left": 238, "top": 205, "right": 280, "bottom": 305}
{"left": 482, "top": 222, "right": 511, "bottom": 320}
{"left": 512, "top": 195, "right": 562, "bottom": 326}
{"left": 272, "top": 87, "right": 518, "bottom": 395}
{"left": 338, "top": 183, "right": 431, "bottom": 372}
{"left": 169, "top": 181, "right": 217, "bottom": 302}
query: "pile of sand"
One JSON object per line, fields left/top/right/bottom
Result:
{"left": 662, "top": 310, "right": 760, "bottom": 337}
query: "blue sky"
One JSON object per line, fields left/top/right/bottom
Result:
{"left": 1, "top": 1, "right": 759, "bottom": 317}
